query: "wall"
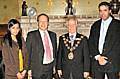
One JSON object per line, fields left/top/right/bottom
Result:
{"left": 0, "top": 0, "right": 115, "bottom": 24}
{"left": 20, "top": 0, "right": 110, "bottom": 15}
{"left": 0, "top": 0, "right": 19, "bottom": 24}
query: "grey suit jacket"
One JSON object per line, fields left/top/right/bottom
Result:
{"left": 26, "top": 29, "right": 57, "bottom": 78}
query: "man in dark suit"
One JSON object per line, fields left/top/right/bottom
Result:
{"left": 26, "top": 13, "right": 57, "bottom": 79}
{"left": 89, "top": 2, "right": 120, "bottom": 79}
{"left": 57, "top": 16, "right": 90, "bottom": 79}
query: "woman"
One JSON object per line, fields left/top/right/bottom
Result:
{"left": 2, "top": 19, "right": 28, "bottom": 79}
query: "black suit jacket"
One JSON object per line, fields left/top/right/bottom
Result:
{"left": 57, "top": 33, "right": 90, "bottom": 79}
{"left": 26, "top": 30, "right": 57, "bottom": 78}
{"left": 89, "top": 18, "right": 120, "bottom": 72}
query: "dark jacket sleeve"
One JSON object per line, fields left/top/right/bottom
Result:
{"left": 56, "top": 36, "right": 63, "bottom": 70}
{"left": 26, "top": 33, "right": 32, "bottom": 70}
{"left": 83, "top": 37, "right": 90, "bottom": 72}
{"left": 88, "top": 22, "right": 99, "bottom": 59}
{"left": 52, "top": 32, "right": 57, "bottom": 69}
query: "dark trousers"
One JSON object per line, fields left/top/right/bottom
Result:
{"left": 32, "top": 70, "right": 53, "bottom": 79}
{"left": 92, "top": 70, "right": 119, "bottom": 79}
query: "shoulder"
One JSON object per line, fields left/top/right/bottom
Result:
{"left": 48, "top": 30, "right": 56, "bottom": 35}
{"left": 27, "top": 30, "right": 39, "bottom": 35}
{"left": 48, "top": 30, "right": 57, "bottom": 39}
{"left": 94, "top": 19, "right": 101, "bottom": 24}
{"left": 58, "top": 33, "right": 68, "bottom": 42}
{"left": 2, "top": 38, "right": 9, "bottom": 47}
{"left": 77, "top": 33, "right": 88, "bottom": 40}
{"left": 112, "top": 18, "right": 120, "bottom": 23}
{"left": 60, "top": 33, "right": 68, "bottom": 38}
{"left": 91, "top": 19, "right": 101, "bottom": 28}
{"left": 27, "top": 30, "right": 38, "bottom": 34}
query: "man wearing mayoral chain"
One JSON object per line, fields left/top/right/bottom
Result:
{"left": 57, "top": 16, "right": 90, "bottom": 79}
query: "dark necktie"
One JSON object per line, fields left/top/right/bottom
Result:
{"left": 70, "top": 35, "right": 74, "bottom": 41}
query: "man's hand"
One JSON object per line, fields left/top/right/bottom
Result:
{"left": 21, "top": 70, "right": 27, "bottom": 78}
{"left": 84, "top": 72, "right": 89, "bottom": 78}
{"left": 98, "top": 56, "right": 108, "bottom": 65}
{"left": 57, "top": 70, "right": 62, "bottom": 78}
{"left": 28, "top": 70, "right": 32, "bottom": 79}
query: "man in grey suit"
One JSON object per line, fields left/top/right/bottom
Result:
{"left": 26, "top": 13, "right": 57, "bottom": 79}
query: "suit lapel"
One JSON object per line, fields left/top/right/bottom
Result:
{"left": 66, "top": 33, "right": 71, "bottom": 47}
{"left": 48, "top": 31, "right": 54, "bottom": 47}
{"left": 64, "top": 33, "right": 70, "bottom": 41}
{"left": 73, "top": 33, "right": 79, "bottom": 47}
{"left": 36, "top": 30, "right": 44, "bottom": 55}
{"left": 48, "top": 31, "right": 56, "bottom": 58}
{"left": 66, "top": 33, "right": 70, "bottom": 40}
{"left": 102, "top": 19, "right": 115, "bottom": 54}
{"left": 95, "top": 20, "right": 101, "bottom": 52}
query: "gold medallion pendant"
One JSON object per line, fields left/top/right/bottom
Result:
{"left": 68, "top": 52, "right": 74, "bottom": 60}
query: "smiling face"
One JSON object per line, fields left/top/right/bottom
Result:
{"left": 38, "top": 15, "right": 48, "bottom": 31}
{"left": 99, "top": 5, "right": 111, "bottom": 20}
{"left": 68, "top": 18, "right": 77, "bottom": 34}
{"left": 9, "top": 23, "right": 20, "bottom": 36}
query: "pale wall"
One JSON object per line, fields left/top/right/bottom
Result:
{"left": 0, "top": 0, "right": 114, "bottom": 24}
{"left": 0, "top": 0, "right": 19, "bottom": 24}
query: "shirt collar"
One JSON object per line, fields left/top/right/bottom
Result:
{"left": 69, "top": 32, "right": 76, "bottom": 37}
{"left": 102, "top": 16, "right": 112, "bottom": 24}
{"left": 39, "top": 29, "right": 47, "bottom": 33}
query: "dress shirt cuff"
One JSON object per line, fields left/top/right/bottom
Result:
{"left": 95, "top": 54, "right": 101, "bottom": 60}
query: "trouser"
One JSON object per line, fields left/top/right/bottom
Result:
{"left": 32, "top": 70, "right": 53, "bottom": 79}
{"left": 92, "top": 70, "right": 119, "bottom": 79}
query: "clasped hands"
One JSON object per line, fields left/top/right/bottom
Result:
{"left": 98, "top": 55, "right": 108, "bottom": 65}
{"left": 17, "top": 70, "right": 32, "bottom": 79}
{"left": 17, "top": 70, "right": 27, "bottom": 79}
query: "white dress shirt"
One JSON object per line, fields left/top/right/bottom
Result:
{"left": 69, "top": 32, "right": 76, "bottom": 40}
{"left": 95, "top": 16, "right": 112, "bottom": 60}
{"left": 39, "top": 29, "right": 54, "bottom": 64}
{"left": 96, "top": 16, "right": 112, "bottom": 79}
{"left": 69, "top": 32, "right": 76, "bottom": 46}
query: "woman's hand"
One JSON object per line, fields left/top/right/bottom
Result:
{"left": 17, "top": 72, "right": 22, "bottom": 79}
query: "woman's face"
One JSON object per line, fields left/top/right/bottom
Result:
{"left": 9, "top": 23, "right": 20, "bottom": 36}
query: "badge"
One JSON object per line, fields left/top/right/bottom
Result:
{"left": 62, "top": 34, "right": 85, "bottom": 60}
{"left": 68, "top": 52, "right": 74, "bottom": 60}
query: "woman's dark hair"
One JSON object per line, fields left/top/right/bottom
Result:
{"left": 4, "top": 19, "right": 22, "bottom": 49}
